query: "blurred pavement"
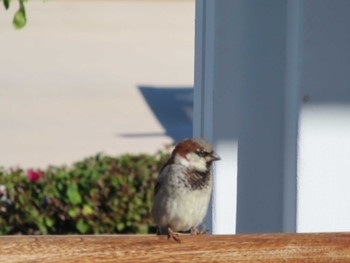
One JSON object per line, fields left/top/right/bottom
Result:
{"left": 0, "top": 0, "right": 194, "bottom": 168}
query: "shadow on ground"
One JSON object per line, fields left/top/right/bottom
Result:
{"left": 120, "top": 86, "right": 193, "bottom": 142}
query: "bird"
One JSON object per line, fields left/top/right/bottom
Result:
{"left": 152, "top": 138, "right": 220, "bottom": 242}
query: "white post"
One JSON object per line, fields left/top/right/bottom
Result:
{"left": 194, "top": 0, "right": 289, "bottom": 234}
{"left": 194, "top": 0, "right": 350, "bottom": 234}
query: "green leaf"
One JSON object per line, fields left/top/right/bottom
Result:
{"left": 137, "top": 224, "right": 148, "bottom": 234}
{"left": 68, "top": 207, "right": 79, "bottom": 218}
{"left": 82, "top": 205, "right": 94, "bottom": 216}
{"left": 35, "top": 217, "right": 47, "bottom": 234}
{"left": 6, "top": 182, "right": 14, "bottom": 190}
{"left": 117, "top": 222, "right": 125, "bottom": 232}
{"left": 76, "top": 219, "right": 89, "bottom": 234}
{"left": 13, "top": 4, "right": 27, "bottom": 30}
{"left": 3, "top": 0, "right": 10, "bottom": 10}
{"left": 133, "top": 214, "right": 141, "bottom": 222}
{"left": 45, "top": 217, "right": 54, "bottom": 228}
{"left": 67, "top": 184, "right": 82, "bottom": 205}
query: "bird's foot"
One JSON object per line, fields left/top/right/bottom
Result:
{"left": 191, "top": 225, "right": 207, "bottom": 235}
{"left": 167, "top": 227, "right": 181, "bottom": 243}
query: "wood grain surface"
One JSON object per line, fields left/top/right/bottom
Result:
{"left": 1, "top": 233, "right": 350, "bottom": 262}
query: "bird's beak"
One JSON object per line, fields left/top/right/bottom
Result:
{"left": 210, "top": 153, "right": 221, "bottom": 161}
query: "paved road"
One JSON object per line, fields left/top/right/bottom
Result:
{"left": 0, "top": 0, "right": 194, "bottom": 168}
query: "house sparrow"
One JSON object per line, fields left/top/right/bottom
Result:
{"left": 152, "top": 138, "right": 220, "bottom": 242}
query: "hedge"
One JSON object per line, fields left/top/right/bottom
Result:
{"left": 0, "top": 151, "right": 169, "bottom": 235}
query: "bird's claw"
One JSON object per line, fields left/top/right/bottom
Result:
{"left": 191, "top": 226, "right": 207, "bottom": 235}
{"left": 167, "top": 227, "right": 181, "bottom": 243}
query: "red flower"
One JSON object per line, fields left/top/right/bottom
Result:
{"left": 27, "top": 170, "right": 43, "bottom": 182}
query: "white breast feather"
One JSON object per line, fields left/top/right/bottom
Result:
{"left": 152, "top": 164, "right": 212, "bottom": 232}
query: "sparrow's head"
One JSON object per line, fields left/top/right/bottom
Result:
{"left": 172, "top": 138, "right": 220, "bottom": 172}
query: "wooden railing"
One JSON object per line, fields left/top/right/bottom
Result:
{"left": 1, "top": 233, "right": 350, "bottom": 262}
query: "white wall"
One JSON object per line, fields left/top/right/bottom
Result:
{"left": 195, "top": 0, "right": 350, "bottom": 234}
{"left": 297, "top": 0, "right": 350, "bottom": 232}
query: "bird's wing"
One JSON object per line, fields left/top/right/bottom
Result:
{"left": 154, "top": 158, "right": 174, "bottom": 197}
{"left": 154, "top": 181, "right": 161, "bottom": 197}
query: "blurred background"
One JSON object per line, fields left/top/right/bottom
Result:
{"left": 0, "top": 0, "right": 195, "bottom": 169}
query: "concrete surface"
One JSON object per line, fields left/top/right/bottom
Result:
{"left": 0, "top": 0, "right": 195, "bottom": 168}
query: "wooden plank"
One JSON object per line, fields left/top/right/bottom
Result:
{"left": 1, "top": 233, "right": 350, "bottom": 262}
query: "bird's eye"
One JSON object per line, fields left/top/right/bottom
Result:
{"left": 198, "top": 150, "right": 209, "bottom": 157}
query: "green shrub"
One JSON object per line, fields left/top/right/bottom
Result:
{"left": 0, "top": 151, "right": 169, "bottom": 235}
